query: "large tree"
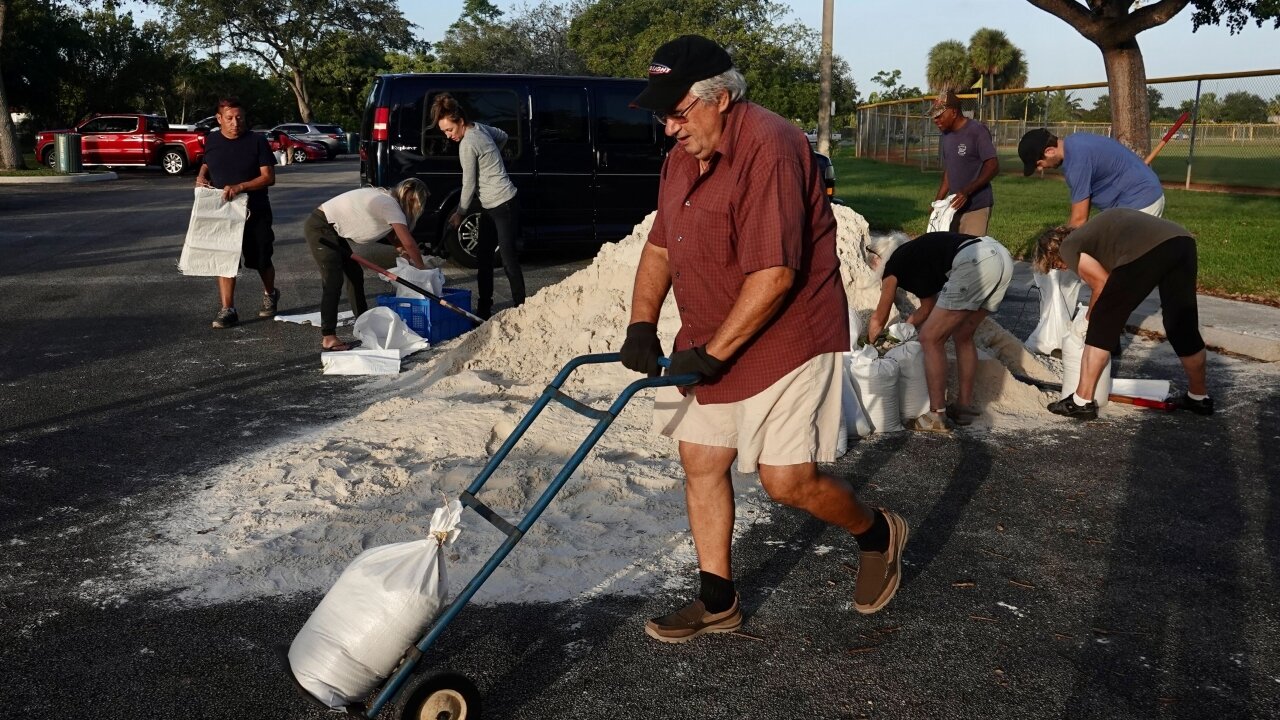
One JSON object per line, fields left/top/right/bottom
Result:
{"left": 156, "top": 0, "right": 417, "bottom": 122}
{"left": 1026, "top": 0, "right": 1279, "bottom": 154}
{"left": 0, "top": 0, "right": 22, "bottom": 168}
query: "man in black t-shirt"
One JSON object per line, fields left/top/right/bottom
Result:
{"left": 194, "top": 98, "right": 279, "bottom": 329}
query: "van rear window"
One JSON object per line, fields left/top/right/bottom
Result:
{"left": 420, "top": 90, "right": 522, "bottom": 159}
{"left": 596, "top": 89, "right": 656, "bottom": 144}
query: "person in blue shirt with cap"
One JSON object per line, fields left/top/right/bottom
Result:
{"left": 1018, "top": 128, "right": 1165, "bottom": 228}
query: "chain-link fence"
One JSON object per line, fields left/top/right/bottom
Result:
{"left": 856, "top": 69, "right": 1280, "bottom": 191}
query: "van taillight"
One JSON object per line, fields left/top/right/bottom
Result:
{"left": 372, "top": 107, "right": 390, "bottom": 141}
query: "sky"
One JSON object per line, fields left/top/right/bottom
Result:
{"left": 411, "top": 0, "right": 1279, "bottom": 96}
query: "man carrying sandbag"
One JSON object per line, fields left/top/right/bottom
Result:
{"left": 195, "top": 97, "right": 279, "bottom": 329}
{"left": 620, "top": 35, "right": 909, "bottom": 643}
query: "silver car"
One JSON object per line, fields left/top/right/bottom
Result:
{"left": 269, "top": 123, "right": 344, "bottom": 159}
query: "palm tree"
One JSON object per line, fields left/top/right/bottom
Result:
{"left": 968, "top": 27, "right": 1016, "bottom": 93}
{"left": 994, "top": 47, "right": 1028, "bottom": 90}
{"left": 926, "top": 40, "right": 973, "bottom": 92}
{"left": 1046, "top": 90, "right": 1084, "bottom": 122}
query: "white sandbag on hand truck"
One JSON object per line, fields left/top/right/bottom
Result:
{"left": 288, "top": 501, "right": 464, "bottom": 709}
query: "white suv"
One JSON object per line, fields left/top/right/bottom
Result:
{"left": 269, "top": 123, "right": 344, "bottom": 159}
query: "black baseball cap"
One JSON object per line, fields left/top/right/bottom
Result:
{"left": 630, "top": 35, "right": 734, "bottom": 112}
{"left": 1018, "top": 128, "right": 1054, "bottom": 176}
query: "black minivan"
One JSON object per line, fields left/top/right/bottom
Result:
{"left": 361, "top": 73, "right": 671, "bottom": 267}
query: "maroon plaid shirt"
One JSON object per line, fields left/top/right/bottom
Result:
{"left": 648, "top": 101, "right": 849, "bottom": 404}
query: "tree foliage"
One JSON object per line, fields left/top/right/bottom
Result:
{"left": 866, "top": 69, "right": 922, "bottom": 103}
{"left": 436, "top": 0, "right": 588, "bottom": 74}
{"left": 566, "top": 0, "right": 858, "bottom": 123}
{"left": 154, "top": 0, "right": 417, "bottom": 122}
{"left": 1025, "top": 0, "right": 1279, "bottom": 153}
{"left": 926, "top": 40, "right": 973, "bottom": 91}
{"left": 968, "top": 28, "right": 1018, "bottom": 93}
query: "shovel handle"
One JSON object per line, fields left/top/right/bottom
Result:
{"left": 343, "top": 250, "right": 485, "bottom": 326}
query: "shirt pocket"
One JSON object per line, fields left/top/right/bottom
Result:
{"left": 688, "top": 206, "right": 736, "bottom": 270}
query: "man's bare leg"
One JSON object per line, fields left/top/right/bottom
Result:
{"left": 678, "top": 441, "right": 737, "bottom": 580}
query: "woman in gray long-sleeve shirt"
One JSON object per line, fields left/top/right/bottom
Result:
{"left": 431, "top": 93, "right": 525, "bottom": 319}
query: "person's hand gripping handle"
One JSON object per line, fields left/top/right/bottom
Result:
{"left": 620, "top": 322, "right": 663, "bottom": 377}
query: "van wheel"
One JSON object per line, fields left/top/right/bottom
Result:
{"left": 443, "top": 210, "right": 489, "bottom": 269}
{"left": 161, "top": 148, "right": 188, "bottom": 175}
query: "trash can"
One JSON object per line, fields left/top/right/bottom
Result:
{"left": 344, "top": 131, "right": 359, "bottom": 154}
{"left": 55, "top": 133, "right": 83, "bottom": 174}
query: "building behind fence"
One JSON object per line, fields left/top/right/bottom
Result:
{"left": 856, "top": 69, "right": 1280, "bottom": 192}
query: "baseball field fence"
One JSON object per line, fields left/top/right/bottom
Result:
{"left": 855, "top": 69, "right": 1280, "bottom": 192}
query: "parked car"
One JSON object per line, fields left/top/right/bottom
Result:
{"left": 34, "top": 113, "right": 206, "bottom": 175}
{"left": 805, "top": 127, "right": 843, "bottom": 143}
{"left": 269, "top": 122, "right": 344, "bottom": 159}
{"left": 258, "top": 130, "right": 327, "bottom": 163}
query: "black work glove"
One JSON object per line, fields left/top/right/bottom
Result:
{"left": 620, "top": 322, "right": 663, "bottom": 377}
{"left": 666, "top": 346, "right": 725, "bottom": 385}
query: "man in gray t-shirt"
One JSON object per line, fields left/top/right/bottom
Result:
{"left": 930, "top": 90, "right": 999, "bottom": 236}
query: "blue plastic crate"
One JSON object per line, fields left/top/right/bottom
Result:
{"left": 376, "top": 289, "right": 473, "bottom": 344}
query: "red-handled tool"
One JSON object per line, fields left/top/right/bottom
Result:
{"left": 1144, "top": 111, "right": 1190, "bottom": 165}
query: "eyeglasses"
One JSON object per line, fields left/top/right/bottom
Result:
{"left": 653, "top": 98, "right": 700, "bottom": 125}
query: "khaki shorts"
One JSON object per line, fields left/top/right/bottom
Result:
{"left": 938, "top": 237, "right": 1014, "bottom": 313}
{"left": 652, "top": 352, "right": 843, "bottom": 474}
{"left": 953, "top": 206, "right": 991, "bottom": 236}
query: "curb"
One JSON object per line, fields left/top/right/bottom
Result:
{"left": 0, "top": 171, "right": 118, "bottom": 185}
{"left": 1127, "top": 312, "right": 1280, "bottom": 363}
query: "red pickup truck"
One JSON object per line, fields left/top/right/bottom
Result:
{"left": 35, "top": 113, "right": 207, "bottom": 175}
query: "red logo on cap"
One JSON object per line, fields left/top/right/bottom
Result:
{"left": 648, "top": 63, "right": 671, "bottom": 76}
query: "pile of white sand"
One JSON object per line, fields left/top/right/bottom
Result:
{"left": 121, "top": 206, "right": 1066, "bottom": 606}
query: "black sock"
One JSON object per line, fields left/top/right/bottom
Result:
{"left": 854, "top": 510, "right": 890, "bottom": 553}
{"left": 699, "top": 570, "right": 736, "bottom": 613}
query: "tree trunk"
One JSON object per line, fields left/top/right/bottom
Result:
{"left": 1099, "top": 40, "right": 1151, "bottom": 155}
{"left": 289, "top": 67, "right": 313, "bottom": 123}
{"left": 0, "top": 0, "right": 27, "bottom": 170}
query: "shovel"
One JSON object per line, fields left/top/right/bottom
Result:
{"left": 322, "top": 238, "right": 485, "bottom": 326}
{"left": 1011, "top": 373, "right": 1177, "bottom": 412}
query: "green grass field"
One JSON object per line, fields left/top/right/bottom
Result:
{"left": 831, "top": 155, "right": 1280, "bottom": 303}
{"left": 0, "top": 153, "right": 59, "bottom": 177}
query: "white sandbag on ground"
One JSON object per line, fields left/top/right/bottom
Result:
{"left": 320, "top": 348, "right": 402, "bottom": 375}
{"left": 1025, "top": 269, "right": 1082, "bottom": 355}
{"left": 1111, "top": 378, "right": 1170, "bottom": 401}
{"left": 848, "top": 345, "right": 902, "bottom": 433}
{"left": 288, "top": 501, "right": 463, "bottom": 709}
{"left": 885, "top": 323, "right": 928, "bottom": 423}
{"left": 1061, "top": 306, "right": 1111, "bottom": 407}
{"left": 840, "top": 361, "right": 873, "bottom": 438}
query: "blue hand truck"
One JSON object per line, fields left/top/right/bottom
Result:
{"left": 283, "top": 352, "right": 697, "bottom": 719}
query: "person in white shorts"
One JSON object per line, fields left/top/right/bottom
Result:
{"left": 866, "top": 231, "right": 1014, "bottom": 431}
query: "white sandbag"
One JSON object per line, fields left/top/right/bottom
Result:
{"left": 353, "top": 306, "right": 429, "bottom": 358}
{"left": 288, "top": 501, "right": 464, "bottom": 709}
{"left": 390, "top": 258, "right": 446, "bottom": 300}
{"left": 1060, "top": 306, "right": 1111, "bottom": 408}
{"left": 840, "top": 358, "right": 873, "bottom": 438}
{"left": 926, "top": 195, "right": 957, "bottom": 233}
{"left": 885, "top": 332, "right": 929, "bottom": 424}
{"left": 848, "top": 345, "right": 902, "bottom": 433}
{"left": 1025, "top": 269, "right": 1083, "bottom": 355}
{"left": 177, "top": 187, "right": 247, "bottom": 277}
{"left": 320, "top": 347, "right": 402, "bottom": 375}
{"left": 848, "top": 305, "right": 865, "bottom": 349}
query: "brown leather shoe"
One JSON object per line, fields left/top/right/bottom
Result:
{"left": 854, "top": 509, "right": 909, "bottom": 614}
{"left": 644, "top": 595, "right": 742, "bottom": 643}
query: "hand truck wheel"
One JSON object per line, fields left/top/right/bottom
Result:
{"left": 395, "top": 671, "right": 481, "bottom": 720}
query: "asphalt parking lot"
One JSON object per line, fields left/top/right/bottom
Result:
{"left": 2, "top": 161, "right": 1278, "bottom": 719}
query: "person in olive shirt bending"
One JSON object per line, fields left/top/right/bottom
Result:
{"left": 1034, "top": 209, "right": 1213, "bottom": 419}
{"left": 195, "top": 97, "right": 279, "bottom": 329}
